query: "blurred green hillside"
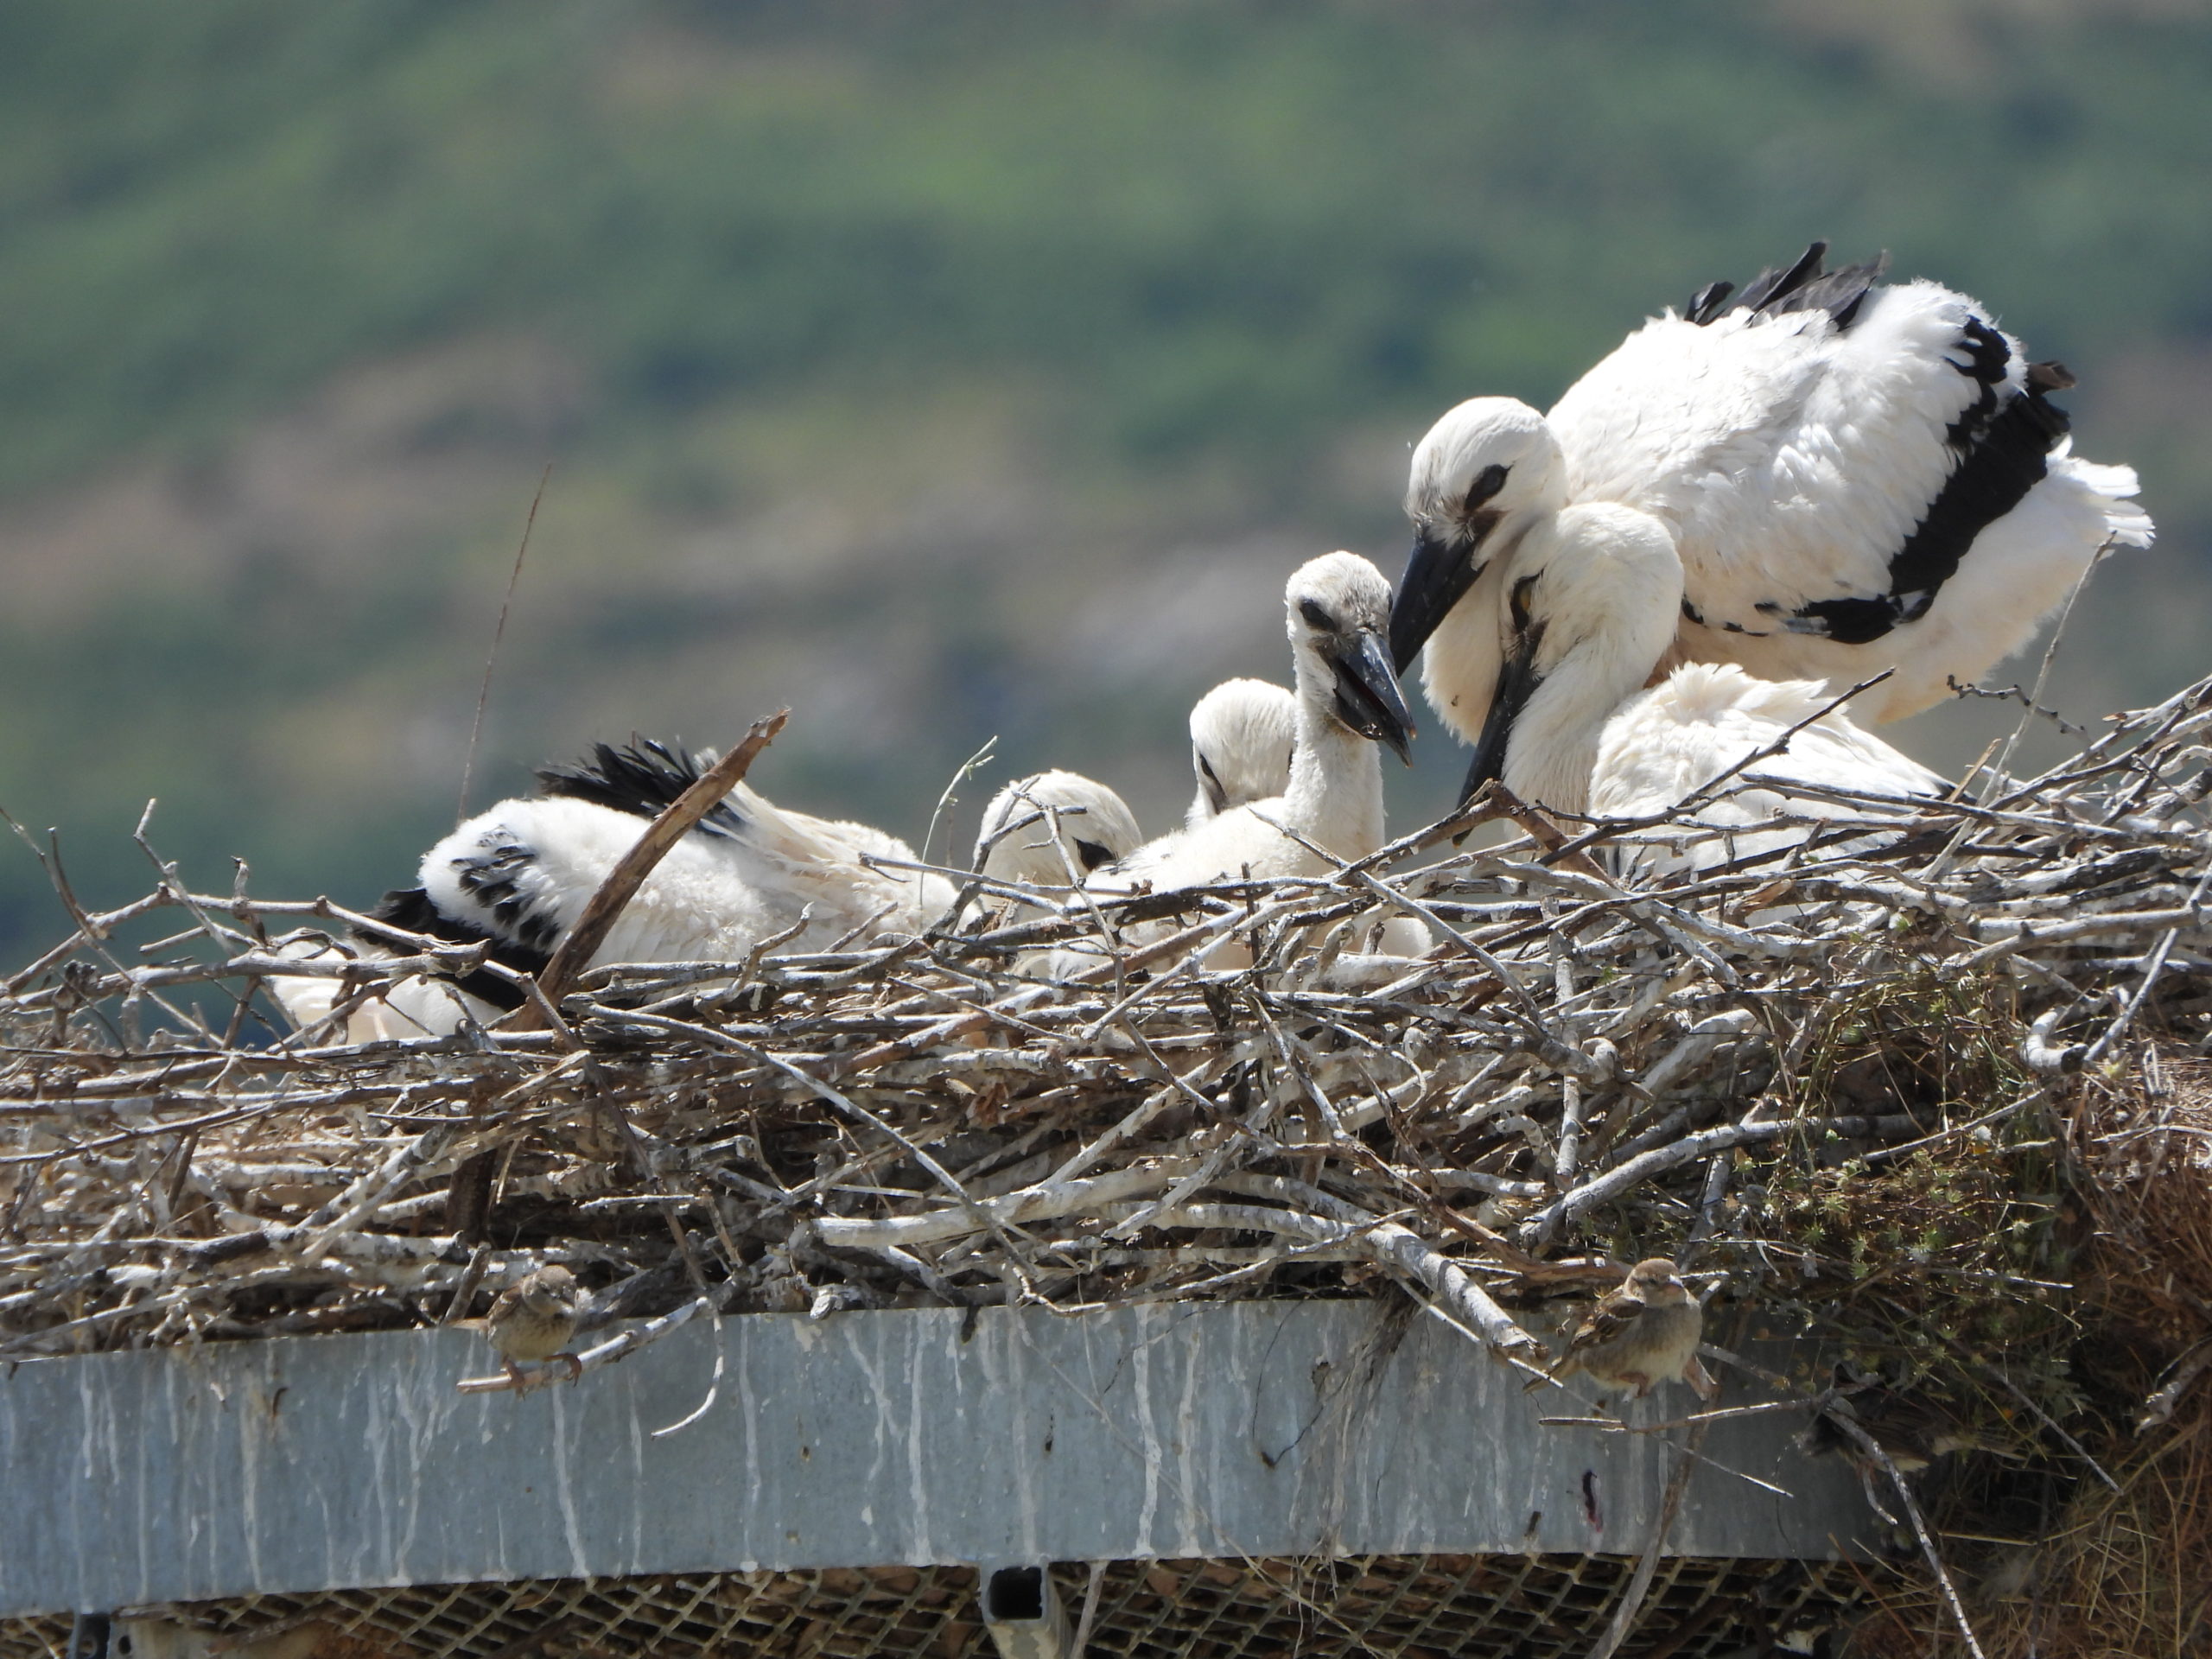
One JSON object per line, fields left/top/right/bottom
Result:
{"left": 2, "top": 0, "right": 2209, "bottom": 952}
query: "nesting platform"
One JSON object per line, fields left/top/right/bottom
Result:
{"left": 2, "top": 1301, "right": 1870, "bottom": 1655}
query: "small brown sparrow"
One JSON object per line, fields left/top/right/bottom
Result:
{"left": 483, "top": 1264, "right": 585, "bottom": 1389}
{"left": 1527, "top": 1257, "right": 1714, "bottom": 1399}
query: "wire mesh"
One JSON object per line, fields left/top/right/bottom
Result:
{"left": 2, "top": 1554, "right": 1866, "bottom": 1658}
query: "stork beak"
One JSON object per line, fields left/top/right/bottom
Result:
{"left": 1197, "top": 758, "right": 1229, "bottom": 817}
{"left": 1330, "top": 628, "right": 1417, "bottom": 766}
{"left": 1459, "top": 620, "right": 1545, "bottom": 805}
{"left": 1389, "top": 522, "right": 1488, "bottom": 674}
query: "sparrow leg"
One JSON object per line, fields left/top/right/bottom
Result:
{"left": 556, "top": 1352, "right": 583, "bottom": 1384}
{"left": 1685, "top": 1355, "right": 1719, "bottom": 1402}
{"left": 502, "top": 1359, "right": 531, "bottom": 1393}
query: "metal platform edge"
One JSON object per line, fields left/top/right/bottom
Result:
{"left": 0, "top": 1299, "right": 1872, "bottom": 1616}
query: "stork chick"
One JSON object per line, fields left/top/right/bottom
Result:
{"left": 975, "top": 770, "right": 1143, "bottom": 888}
{"left": 292, "top": 739, "right": 955, "bottom": 1039}
{"left": 1185, "top": 677, "right": 1297, "bottom": 828}
{"left": 1098, "top": 553, "right": 1414, "bottom": 900}
{"left": 1461, "top": 504, "right": 1943, "bottom": 860}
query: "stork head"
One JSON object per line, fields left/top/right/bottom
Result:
{"left": 1459, "top": 504, "right": 1682, "bottom": 814}
{"left": 1391, "top": 397, "right": 1567, "bottom": 674}
{"left": 975, "top": 770, "right": 1144, "bottom": 886}
{"left": 1187, "top": 677, "right": 1298, "bottom": 819}
{"left": 1285, "top": 552, "right": 1417, "bottom": 766}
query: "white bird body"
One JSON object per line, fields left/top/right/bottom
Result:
{"left": 1185, "top": 677, "right": 1298, "bottom": 827}
{"left": 1099, "top": 553, "right": 1414, "bottom": 906}
{"left": 272, "top": 741, "right": 951, "bottom": 1039}
{"left": 1592, "top": 664, "right": 1946, "bottom": 874}
{"left": 1394, "top": 246, "right": 2152, "bottom": 785}
{"left": 1592, "top": 664, "right": 1947, "bottom": 823}
{"left": 975, "top": 770, "right": 1143, "bottom": 888}
{"left": 421, "top": 791, "right": 944, "bottom": 969}
{"left": 1465, "top": 503, "right": 1944, "bottom": 858}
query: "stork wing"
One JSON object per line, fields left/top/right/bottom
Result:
{"left": 1547, "top": 270, "right": 2114, "bottom": 720}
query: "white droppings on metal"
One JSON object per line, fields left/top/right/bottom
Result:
{"left": 549, "top": 1384, "right": 589, "bottom": 1580}
{"left": 1129, "top": 1329, "right": 1160, "bottom": 1558}
{"left": 0, "top": 1303, "right": 1869, "bottom": 1618}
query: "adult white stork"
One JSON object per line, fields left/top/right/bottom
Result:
{"left": 1390, "top": 242, "right": 2152, "bottom": 801}
{"left": 1096, "top": 552, "right": 1414, "bottom": 901}
{"left": 1185, "top": 678, "right": 1298, "bottom": 828}
{"left": 273, "top": 740, "right": 953, "bottom": 1039}
{"left": 1462, "top": 501, "right": 1944, "bottom": 865}
{"left": 974, "top": 769, "right": 1143, "bottom": 887}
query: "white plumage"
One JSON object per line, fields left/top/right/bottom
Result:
{"left": 1097, "top": 552, "right": 1414, "bottom": 898}
{"left": 420, "top": 790, "right": 948, "bottom": 968}
{"left": 974, "top": 770, "right": 1143, "bottom": 887}
{"left": 1462, "top": 500, "right": 1944, "bottom": 856}
{"left": 1185, "top": 677, "right": 1297, "bottom": 828}
{"left": 1392, "top": 245, "right": 2152, "bottom": 792}
{"left": 272, "top": 741, "right": 953, "bottom": 1039}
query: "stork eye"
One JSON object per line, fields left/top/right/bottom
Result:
{"left": 1198, "top": 756, "right": 1221, "bottom": 785}
{"left": 1074, "top": 839, "right": 1114, "bottom": 871}
{"left": 1461, "top": 463, "right": 1510, "bottom": 518}
{"left": 1297, "top": 597, "right": 1333, "bottom": 631}
{"left": 1509, "top": 573, "right": 1538, "bottom": 631}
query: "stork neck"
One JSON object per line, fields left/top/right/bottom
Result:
{"left": 1281, "top": 700, "right": 1385, "bottom": 861}
{"left": 1502, "top": 694, "right": 1609, "bottom": 817}
{"left": 1495, "top": 505, "right": 1685, "bottom": 817}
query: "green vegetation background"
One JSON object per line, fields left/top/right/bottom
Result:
{"left": 1, "top": 0, "right": 2207, "bottom": 955}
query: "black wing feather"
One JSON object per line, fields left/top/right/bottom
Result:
{"left": 1787, "top": 333, "right": 2069, "bottom": 645}
{"left": 363, "top": 887, "right": 544, "bottom": 1014}
{"left": 1684, "top": 278, "right": 1736, "bottom": 325}
{"left": 1733, "top": 240, "right": 1829, "bottom": 314}
{"left": 1691, "top": 240, "right": 1890, "bottom": 332}
{"left": 536, "top": 738, "right": 748, "bottom": 840}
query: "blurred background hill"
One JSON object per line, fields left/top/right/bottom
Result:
{"left": 1, "top": 0, "right": 2208, "bottom": 954}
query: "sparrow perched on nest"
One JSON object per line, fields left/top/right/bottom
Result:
{"left": 482, "top": 1264, "right": 586, "bottom": 1389}
{"left": 1526, "top": 1258, "right": 1715, "bottom": 1399}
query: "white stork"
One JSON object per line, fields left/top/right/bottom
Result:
{"left": 273, "top": 740, "right": 953, "bottom": 1039}
{"left": 1390, "top": 242, "right": 2152, "bottom": 802}
{"left": 974, "top": 769, "right": 1143, "bottom": 887}
{"left": 1097, "top": 552, "right": 1414, "bottom": 900}
{"left": 1462, "top": 501, "right": 1943, "bottom": 865}
{"left": 1179, "top": 677, "right": 1431, "bottom": 961}
{"left": 1185, "top": 677, "right": 1298, "bottom": 828}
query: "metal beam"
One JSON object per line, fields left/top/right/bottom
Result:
{"left": 0, "top": 1300, "right": 1869, "bottom": 1616}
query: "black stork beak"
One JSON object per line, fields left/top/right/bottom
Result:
{"left": 1329, "top": 626, "right": 1417, "bottom": 766}
{"left": 1458, "top": 617, "right": 1546, "bottom": 806}
{"left": 1196, "top": 754, "right": 1230, "bottom": 817}
{"left": 1389, "top": 520, "right": 1493, "bottom": 676}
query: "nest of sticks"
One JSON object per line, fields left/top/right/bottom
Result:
{"left": 9, "top": 680, "right": 2212, "bottom": 1654}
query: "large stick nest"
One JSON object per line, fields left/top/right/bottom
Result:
{"left": 9, "top": 678, "right": 2212, "bottom": 1655}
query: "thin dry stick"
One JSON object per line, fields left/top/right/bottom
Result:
{"left": 455, "top": 1292, "right": 715, "bottom": 1395}
{"left": 516, "top": 709, "right": 789, "bottom": 1021}
{"left": 1070, "top": 1560, "right": 1109, "bottom": 1657}
{"left": 1974, "top": 546, "right": 2102, "bottom": 810}
{"left": 919, "top": 735, "right": 997, "bottom": 874}
{"left": 1827, "top": 1411, "right": 1989, "bottom": 1659}
{"left": 458, "top": 462, "right": 552, "bottom": 822}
